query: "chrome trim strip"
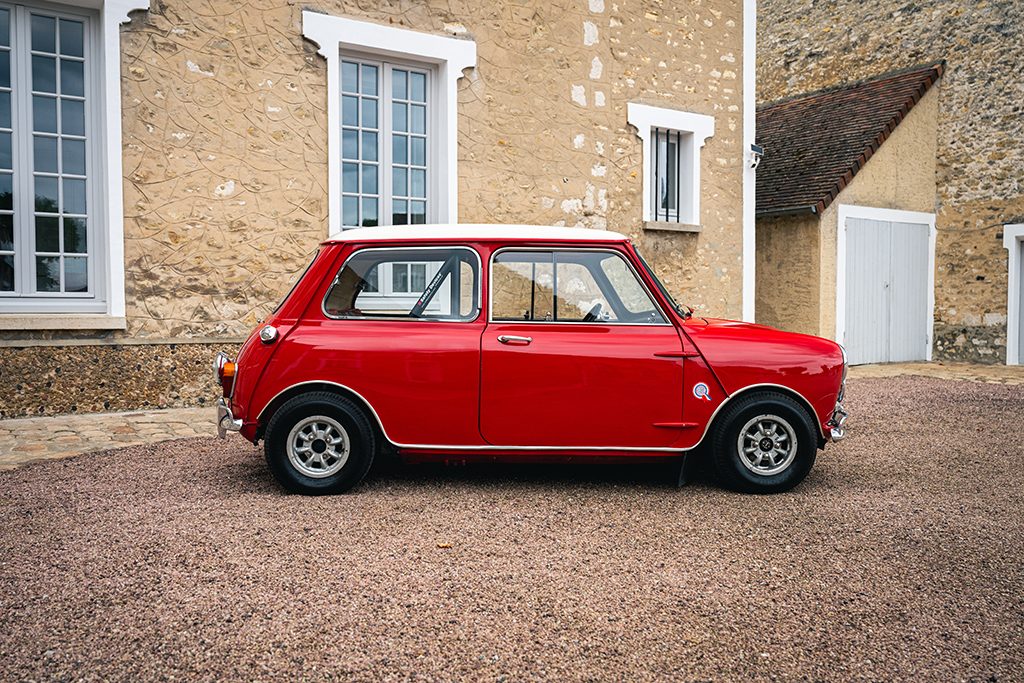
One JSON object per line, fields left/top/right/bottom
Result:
{"left": 256, "top": 380, "right": 827, "bottom": 452}
{"left": 320, "top": 245, "right": 484, "bottom": 323}
{"left": 487, "top": 246, "right": 673, "bottom": 326}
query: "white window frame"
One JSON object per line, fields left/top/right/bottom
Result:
{"left": 302, "top": 11, "right": 476, "bottom": 237}
{"left": 627, "top": 102, "right": 714, "bottom": 229}
{"left": 0, "top": 0, "right": 147, "bottom": 329}
{"left": 835, "top": 204, "right": 937, "bottom": 360}
{"left": 1003, "top": 224, "right": 1024, "bottom": 365}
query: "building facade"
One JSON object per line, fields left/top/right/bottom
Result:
{"left": 0, "top": 0, "right": 756, "bottom": 417}
{"left": 757, "top": 0, "right": 1024, "bottom": 363}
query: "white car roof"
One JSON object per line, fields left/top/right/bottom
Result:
{"left": 323, "top": 224, "right": 630, "bottom": 243}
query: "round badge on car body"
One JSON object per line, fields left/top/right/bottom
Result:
{"left": 259, "top": 325, "right": 278, "bottom": 343}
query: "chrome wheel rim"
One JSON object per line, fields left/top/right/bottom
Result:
{"left": 737, "top": 414, "right": 798, "bottom": 476}
{"left": 286, "top": 415, "right": 350, "bottom": 478}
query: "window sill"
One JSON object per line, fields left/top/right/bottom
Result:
{"left": 0, "top": 314, "right": 127, "bottom": 331}
{"left": 644, "top": 221, "right": 702, "bottom": 233}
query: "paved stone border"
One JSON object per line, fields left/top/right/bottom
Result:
{"left": 848, "top": 361, "right": 1024, "bottom": 385}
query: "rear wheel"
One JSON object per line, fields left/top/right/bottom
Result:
{"left": 710, "top": 391, "right": 817, "bottom": 494}
{"left": 264, "top": 392, "right": 376, "bottom": 494}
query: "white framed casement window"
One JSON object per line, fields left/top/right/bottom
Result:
{"left": 302, "top": 11, "right": 476, "bottom": 237}
{"left": 339, "top": 55, "right": 432, "bottom": 228}
{"left": 627, "top": 103, "right": 715, "bottom": 230}
{"left": 0, "top": 0, "right": 146, "bottom": 327}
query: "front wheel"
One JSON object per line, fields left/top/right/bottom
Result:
{"left": 264, "top": 392, "right": 376, "bottom": 494}
{"left": 710, "top": 391, "right": 817, "bottom": 494}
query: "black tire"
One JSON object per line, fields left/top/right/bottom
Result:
{"left": 264, "top": 391, "right": 376, "bottom": 495}
{"left": 710, "top": 391, "right": 817, "bottom": 494}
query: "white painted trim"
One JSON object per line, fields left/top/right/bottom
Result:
{"left": 835, "top": 204, "right": 937, "bottom": 360}
{"left": 325, "top": 223, "right": 628, "bottom": 243}
{"left": 301, "top": 11, "right": 476, "bottom": 237}
{"left": 1003, "top": 224, "right": 1024, "bottom": 365}
{"left": 741, "top": 0, "right": 756, "bottom": 322}
{"left": 627, "top": 102, "right": 714, "bottom": 226}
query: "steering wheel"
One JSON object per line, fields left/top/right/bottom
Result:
{"left": 582, "top": 302, "right": 603, "bottom": 322}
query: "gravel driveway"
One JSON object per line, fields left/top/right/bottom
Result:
{"left": 1, "top": 376, "right": 1021, "bottom": 682}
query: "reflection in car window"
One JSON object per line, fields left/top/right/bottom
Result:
{"left": 324, "top": 247, "right": 479, "bottom": 321}
{"left": 491, "top": 250, "right": 666, "bottom": 324}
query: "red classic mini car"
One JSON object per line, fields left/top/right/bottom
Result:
{"left": 215, "top": 225, "right": 848, "bottom": 495}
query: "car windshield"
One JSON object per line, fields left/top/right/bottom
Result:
{"left": 634, "top": 248, "right": 692, "bottom": 319}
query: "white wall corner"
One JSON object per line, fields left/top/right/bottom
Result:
{"left": 102, "top": 0, "right": 150, "bottom": 319}
{"left": 301, "top": 11, "right": 476, "bottom": 236}
{"left": 626, "top": 102, "right": 715, "bottom": 226}
{"left": 741, "top": 0, "right": 756, "bottom": 322}
{"left": 1003, "top": 224, "right": 1024, "bottom": 364}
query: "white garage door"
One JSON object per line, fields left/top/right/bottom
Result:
{"left": 845, "top": 217, "right": 931, "bottom": 365}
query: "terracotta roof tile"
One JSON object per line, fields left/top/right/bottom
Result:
{"left": 755, "top": 62, "right": 944, "bottom": 216}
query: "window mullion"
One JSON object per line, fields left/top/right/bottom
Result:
{"left": 13, "top": 5, "right": 33, "bottom": 295}
{"left": 381, "top": 63, "right": 393, "bottom": 226}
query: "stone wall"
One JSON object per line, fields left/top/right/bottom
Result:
{"left": 755, "top": 213, "right": 819, "bottom": 335}
{"left": 758, "top": 0, "right": 1024, "bottom": 361}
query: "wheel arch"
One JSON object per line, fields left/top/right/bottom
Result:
{"left": 255, "top": 381, "right": 389, "bottom": 444}
{"left": 700, "top": 383, "right": 826, "bottom": 449}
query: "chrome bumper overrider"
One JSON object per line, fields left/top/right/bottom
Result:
{"left": 217, "top": 398, "right": 242, "bottom": 439}
{"left": 827, "top": 402, "right": 849, "bottom": 441}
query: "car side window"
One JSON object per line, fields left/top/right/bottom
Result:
{"left": 324, "top": 247, "right": 480, "bottom": 321}
{"left": 491, "top": 250, "right": 666, "bottom": 324}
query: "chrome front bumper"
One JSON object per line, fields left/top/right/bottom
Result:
{"left": 827, "top": 402, "right": 849, "bottom": 441}
{"left": 216, "top": 398, "right": 242, "bottom": 439}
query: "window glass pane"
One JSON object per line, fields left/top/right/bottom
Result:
{"left": 341, "top": 61, "right": 357, "bottom": 93}
{"left": 0, "top": 174, "right": 11, "bottom": 210}
{"left": 392, "top": 199, "right": 407, "bottom": 225}
{"left": 410, "top": 137, "right": 425, "bottom": 166}
{"left": 35, "top": 216, "right": 59, "bottom": 252}
{"left": 599, "top": 254, "right": 664, "bottom": 321}
{"left": 342, "top": 128, "right": 357, "bottom": 159}
{"left": 361, "top": 163, "right": 377, "bottom": 194}
{"left": 361, "top": 198, "right": 378, "bottom": 227}
{"left": 33, "top": 95, "right": 57, "bottom": 133}
{"left": 0, "top": 131, "right": 10, "bottom": 169}
{"left": 63, "top": 217, "right": 87, "bottom": 253}
{"left": 324, "top": 248, "right": 478, "bottom": 320}
{"left": 31, "top": 14, "right": 55, "bottom": 53}
{"left": 556, "top": 260, "right": 615, "bottom": 322}
{"left": 62, "top": 138, "right": 86, "bottom": 175}
{"left": 492, "top": 252, "right": 555, "bottom": 322}
{"left": 35, "top": 176, "right": 58, "bottom": 212}
{"left": 63, "top": 178, "right": 86, "bottom": 214}
{"left": 410, "top": 200, "right": 426, "bottom": 225}
{"left": 410, "top": 169, "right": 425, "bottom": 198}
{"left": 392, "top": 102, "right": 407, "bottom": 132}
{"left": 410, "top": 104, "right": 425, "bottom": 134}
{"left": 35, "top": 255, "right": 59, "bottom": 291}
{"left": 0, "top": 213, "right": 11, "bottom": 250}
{"left": 392, "top": 134, "right": 407, "bottom": 164}
{"left": 60, "top": 59, "right": 84, "bottom": 97}
{"left": 0, "top": 92, "right": 9, "bottom": 129}
{"left": 0, "top": 10, "right": 9, "bottom": 48}
{"left": 392, "top": 69, "right": 407, "bottom": 100}
{"left": 0, "top": 52, "right": 8, "bottom": 89}
{"left": 360, "top": 98, "right": 377, "bottom": 129}
{"left": 361, "top": 131, "right": 377, "bottom": 161}
{"left": 342, "top": 195, "right": 358, "bottom": 226}
{"left": 360, "top": 64, "right": 377, "bottom": 95}
{"left": 393, "top": 167, "right": 407, "bottom": 197}
{"left": 0, "top": 254, "right": 12, "bottom": 291}
{"left": 64, "top": 256, "right": 86, "bottom": 291}
{"left": 33, "top": 135, "right": 57, "bottom": 173}
{"left": 342, "top": 162, "right": 357, "bottom": 193}
{"left": 59, "top": 19, "right": 84, "bottom": 58}
{"left": 342, "top": 95, "right": 358, "bottom": 126}
{"left": 60, "top": 99, "right": 84, "bottom": 135}
{"left": 32, "top": 55, "right": 56, "bottom": 93}
{"left": 410, "top": 72, "right": 426, "bottom": 102}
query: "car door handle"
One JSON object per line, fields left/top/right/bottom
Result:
{"left": 497, "top": 335, "right": 532, "bottom": 345}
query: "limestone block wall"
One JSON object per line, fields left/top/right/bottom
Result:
{"left": 0, "top": 0, "right": 749, "bottom": 417}
{"left": 758, "top": 0, "right": 1024, "bottom": 361}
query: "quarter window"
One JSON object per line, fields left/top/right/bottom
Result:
{"left": 491, "top": 250, "right": 666, "bottom": 324}
{"left": 0, "top": 4, "right": 96, "bottom": 299}
{"left": 324, "top": 247, "right": 479, "bottom": 321}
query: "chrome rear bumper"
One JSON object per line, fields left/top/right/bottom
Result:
{"left": 216, "top": 398, "right": 242, "bottom": 439}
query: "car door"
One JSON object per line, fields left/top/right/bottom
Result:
{"left": 480, "top": 248, "right": 685, "bottom": 448}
